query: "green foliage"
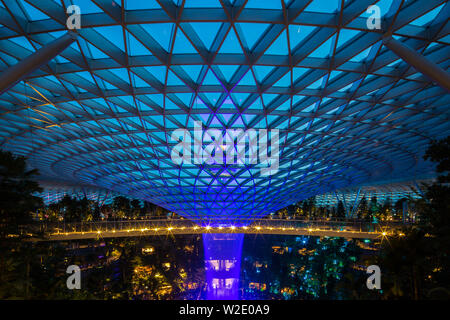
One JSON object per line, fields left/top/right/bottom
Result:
{"left": 242, "top": 236, "right": 363, "bottom": 300}
{"left": 0, "top": 150, "right": 43, "bottom": 228}
{"left": 358, "top": 197, "right": 368, "bottom": 219}
{"left": 424, "top": 136, "right": 450, "bottom": 183}
{"left": 336, "top": 200, "right": 345, "bottom": 218}
{"left": 371, "top": 136, "right": 450, "bottom": 300}
{"left": 112, "top": 196, "right": 131, "bottom": 218}
{"left": 57, "top": 195, "right": 93, "bottom": 222}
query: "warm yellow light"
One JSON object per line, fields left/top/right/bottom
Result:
{"left": 255, "top": 226, "right": 261, "bottom": 230}
{"left": 230, "top": 226, "right": 236, "bottom": 230}
{"left": 205, "top": 226, "right": 211, "bottom": 230}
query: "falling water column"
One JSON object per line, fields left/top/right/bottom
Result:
{"left": 203, "top": 233, "right": 244, "bottom": 300}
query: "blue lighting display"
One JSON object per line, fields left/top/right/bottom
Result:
{"left": 203, "top": 233, "right": 244, "bottom": 300}
{"left": 0, "top": 1, "right": 447, "bottom": 223}
{"left": 0, "top": 0, "right": 448, "bottom": 303}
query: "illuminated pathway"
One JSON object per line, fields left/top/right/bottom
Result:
{"left": 31, "top": 218, "right": 406, "bottom": 241}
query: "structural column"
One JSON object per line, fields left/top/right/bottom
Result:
{"left": 383, "top": 35, "right": 450, "bottom": 92}
{"left": 0, "top": 32, "right": 78, "bottom": 95}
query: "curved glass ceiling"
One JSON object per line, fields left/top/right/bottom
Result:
{"left": 0, "top": 0, "right": 449, "bottom": 220}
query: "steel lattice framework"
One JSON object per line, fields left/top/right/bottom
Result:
{"left": 37, "top": 181, "right": 122, "bottom": 205}
{"left": 315, "top": 180, "right": 424, "bottom": 209}
{"left": 0, "top": 0, "right": 449, "bottom": 221}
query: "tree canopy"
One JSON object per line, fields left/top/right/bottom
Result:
{"left": 0, "top": 150, "right": 43, "bottom": 228}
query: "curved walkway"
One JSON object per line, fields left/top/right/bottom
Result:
{"left": 31, "top": 218, "right": 407, "bottom": 241}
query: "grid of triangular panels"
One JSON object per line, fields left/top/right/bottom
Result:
{"left": 0, "top": 0, "right": 449, "bottom": 223}
{"left": 38, "top": 185, "right": 122, "bottom": 206}
{"left": 315, "top": 180, "right": 425, "bottom": 209}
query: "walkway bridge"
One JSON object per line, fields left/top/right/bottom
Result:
{"left": 30, "top": 217, "right": 408, "bottom": 241}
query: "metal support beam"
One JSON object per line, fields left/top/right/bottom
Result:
{"left": 0, "top": 32, "right": 78, "bottom": 95}
{"left": 413, "top": 180, "right": 426, "bottom": 199}
{"left": 383, "top": 35, "right": 450, "bottom": 92}
{"left": 402, "top": 200, "right": 408, "bottom": 224}
{"left": 341, "top": 192, "right": 350, "bottom": 218}
{"left": 334, "top": 191, "right": 341, "bottom": 210}
{"left": 349, "top": 187, "right": 362, "bottom": 218}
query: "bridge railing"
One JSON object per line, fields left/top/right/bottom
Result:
{"left": 34, "top": 217, "right": 408, "bottom": 235}
{"left": 36, "top": 218, "right": 196, "bottom": 234}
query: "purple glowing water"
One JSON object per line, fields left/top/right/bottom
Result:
{"left": 203, "top": 233, "right": 244, "bottom": 300}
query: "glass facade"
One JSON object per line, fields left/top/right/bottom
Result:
{"left": 0, "top": 0, "right": 448, "bottom": 220}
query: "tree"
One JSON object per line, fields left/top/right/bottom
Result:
{"left": 358, "top": 197, "right": 368, "bottom": 220}
{"left": 57, "top": 195, "right": 92, "bottom": 222}
{"left": 112, "top": 196, "right": 131, "bottom": 218}
{"left": 417, "top": 137, "right": 450, "bottom": 242}
{"left": 39, "top": 203, "right": 61, "bottom": 222}
{"left": 336, "top": 201, "right": 345, "bottom": 218}
{"left": 287, "top": 204, "right": 295, "bottom": 218}
{"left": 394, "top": 197, "right": 408, "bottom": 220}
{"left": 368, "top": 196, "right": 379, "bottom": 222}
{"left": 143, "top": 201, "right": 157, "bottom": 216}
{"left": 424, "top": 136, "right": 450, "bottom": 183}
{"left": 0, "top": 151, "right": 43, "bottom": 298}
{"left": 301, "top": 200, "right": 309, "bottom": 218}
{"left": 308, "top": 196, "right": 316, "bottom": 218}
{"left": 131, "top": 199, "right": 142, "bottom": 217}
{"left": 92, "top": 204, "right": 101, "bottom": 220}
{"left": 379, "top": 197, "right": 392, "bottom": 221}
{"left": 372, "top": 136, "right": 450, "bottom": 300}
{"left": 0, "top": 150, "right": 43, "bottom": 230}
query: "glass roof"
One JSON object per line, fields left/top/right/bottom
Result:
{"left": 38, "top": 183, "right": 121, "bottom": 206}
{"left": 0, "top": 0, "right": 449, "bottom": 221}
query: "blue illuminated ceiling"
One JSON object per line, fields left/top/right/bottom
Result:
{"left": 0, "top": 0, "right": 449, "bottom": 220}
{"left": 315, "top": 180, "right": 426, "bottom": 208}
{"left": 36, "top": 179, "right": 123, "bottom": 205}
